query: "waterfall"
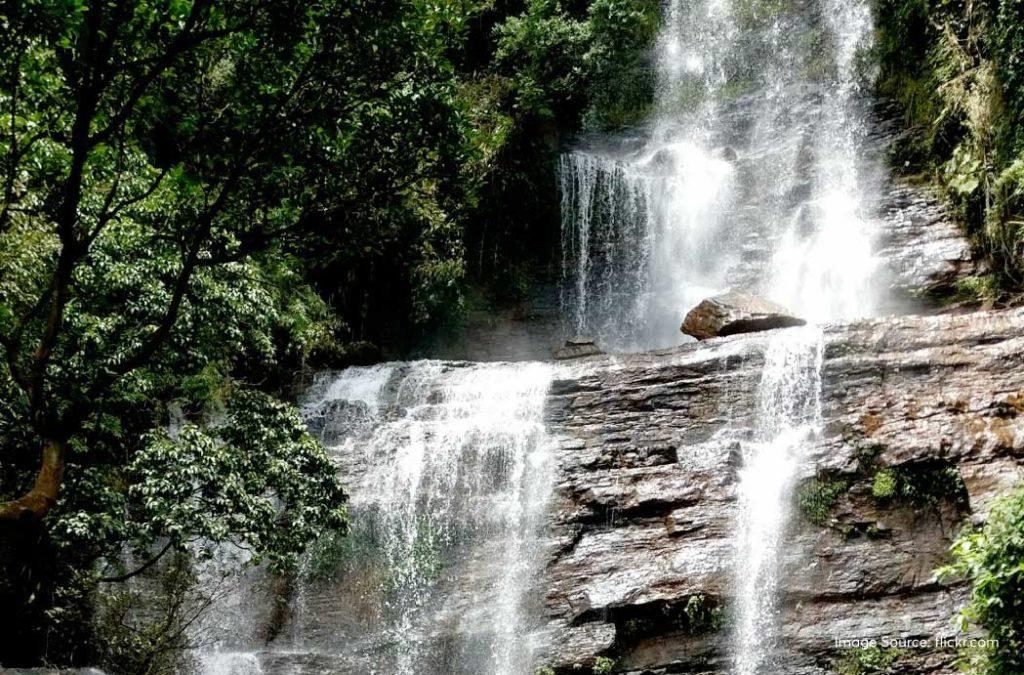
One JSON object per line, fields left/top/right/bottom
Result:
{"left": 294, "top": 361, "right": 556, "bottom": 675}
{"left": 559, "top": 0, "right": 883, "bottom": 349}
{"left": 191, "top": 1, "right": 886, "bottom": 672}
{"left": 734, "top": 327, "right": 824, "bottom": 673}
{"left": 559, "top": 0, "right": 883, "bottom": 671}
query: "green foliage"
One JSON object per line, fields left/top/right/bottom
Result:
{"left": 303, "top": 525, "right": 375, "bottom": 582}
{"left": 797, "top": 477, "right": 849, "bottom": 525}
{"left": 875, "top": 0, "right": 1024, "bottom": 287}
{"left": 835, "top": 645, "right": 904, "bottom": 674}
{"left": 952, "top": 273, "right": 1002, "bottom": 302}
{"left": 616, "top": 594, "right": 724, "bottom": 647}
{"left": 872, "top": 469, "right": 898, "bottom": 501}
{"left": 494, "top": 0, "right": 590, "bottom": 120}
{"left": 535, "top": 667, "right": 556, "bottom": 675}
{"left": 582, "top": 0, "right": 661, "bottom": 130}
{"left": 937, "top": 483, "right": 1024, "bottom": 674}
{"left": 682, "top": 594, "right": 725, "bottom": 631}
{"left": 90, "top": 554, "right": 202, "bottom": 675}
{"left": 124, "top": 391, "right": 346, "bottom": 572}
{"left": 870, "top": 464, "right": 967, "bottom": 508}
{"left": 592, "top": 656, "right": 616, "bottom": 674}
{"left": 493, "top": 0, "right": 659, "bottom": 131}
{"left": 0, "top": 0, "right": 665, "bottom": 665}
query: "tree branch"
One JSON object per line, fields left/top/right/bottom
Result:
{"left": 97, "top": 540, "right": 175, "bottom": 583}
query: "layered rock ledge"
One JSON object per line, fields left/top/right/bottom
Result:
{"left": 541, "top": 308, "right": 1024, "bottom": 674}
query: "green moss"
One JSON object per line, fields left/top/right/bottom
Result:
{"left": 716, "top": 77, "right": 755, "bottom": 103}
{"left": 535, "top": 667, "right": 556, "bottom": 675}
{"left": 797, "top": 477, "right": 849, "bottom": 525}
{"left": 835, "top": 645, "right": 904, "bottom": 675}
{"left": 872, "top": 469, "right": 898, "bottom": 501}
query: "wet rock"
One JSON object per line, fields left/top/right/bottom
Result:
{"left": 553, "top": 336, "right": 603, "bottom": 360}
{"left": 543, "top": 308, "right": 1024, "bottom": 673}
{"left": 681, "top": 290, "right": 806, "bottom": 340}
{"left": 876, "top": 179, "right": 984, "bottom": 306}
{"left": 717, "top": 146, "right": 738, "bottom": 162}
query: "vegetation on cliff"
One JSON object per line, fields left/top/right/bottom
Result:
{"left": 938, "top": 484, "right": 1024, "bottom": 674}
{"left": 876, "top": 0, "right": 1024, "bottom": 291}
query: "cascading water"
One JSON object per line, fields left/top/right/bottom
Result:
{"left": 734, "top": 327, "right": 824, "bottom": 674}
{"left": 559, "top": 0, "right": 883, "bottom": 349}
{"left": 291, "top": 361, "right": 556, "bottom": 675}
{"left": 559, "top": 0, "right": 884, "bottom": 671}
{"left": 191, "top": 1, "right": 890, "bottom": 673}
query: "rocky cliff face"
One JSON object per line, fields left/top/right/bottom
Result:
{"left": 540, "top": 309, "right": 1024, "bottom": 674}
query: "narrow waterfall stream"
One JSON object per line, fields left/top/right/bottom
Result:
{"left": 734, "top": 328, "right": 824, "bottom": 673}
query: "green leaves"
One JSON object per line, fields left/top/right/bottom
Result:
{"left": 937, "top": 483, "right": 1024, "bottom": 673}
{"left": 945, "top": 145, "right": 984, "bottom": 196}
{"left": 126, "top": 390, "right": 346, "bottom": 573}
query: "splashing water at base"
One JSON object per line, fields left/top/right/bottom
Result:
{"left": 198, "top": 652, "right": 263, "bottom": 675}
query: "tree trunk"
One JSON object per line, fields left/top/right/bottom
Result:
{"left": 0, "top": 438, "right": 66, "bottom": 521}
{"left": 0, "top": 516, "right": 56, "bottom": 664}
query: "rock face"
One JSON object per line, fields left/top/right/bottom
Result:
{"left": 681, "top": 291, "right": 806, "bottom": 340}
{"left": 876, "top": 179, "right": 984, "bottom": 307}
{"left": 161, "top": 308, "right": 1024, "bottom": 675}
{"left": 540, "top": 308, "right": 1024, "bottom": 674}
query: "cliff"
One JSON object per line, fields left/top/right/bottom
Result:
{"left": 542, "top": 308, "right": 1024, "bottom": 673}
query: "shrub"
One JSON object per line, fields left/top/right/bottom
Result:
{"left": 937, "top": 483, "right": 1024, "bottom": 674}
{"left": 871, "top": 464, "right": 967, "bottom": 508}
{"left": 797, "top": 477, "right": 849, "bottom": 525}
{"left": 835, "top": 645, "right": 904, "bottom": 674}
{"left": 872, "top": 469, "right": 898, "bottom": 501}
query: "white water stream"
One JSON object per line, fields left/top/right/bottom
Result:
{"left": 296, "top": 361, "right": 556, "bottom": 675}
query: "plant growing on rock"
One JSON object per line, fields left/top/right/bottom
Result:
{"left": 869, "top": 463, "right": 968, "bottom": 508}
{"left": 796, "top": 476, "right": 849, "bottom": 525}
{"left": 937, "top": 483, "right": 1024, "bottom": 674}
{"left": 835, "top": 645, "right": 904, "bottom": 675}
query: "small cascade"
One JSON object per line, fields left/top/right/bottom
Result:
{"left": 294, "top": 361, "right": 556, "bottom": 675}
{"left": 734, "top": 327, "right": 824, "bottom": 674}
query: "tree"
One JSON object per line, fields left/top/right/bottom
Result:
{"left": 0, "top": 0, "right": 467, "bottom": 518}
{"left": 0, "top": 0, "right": 473, "bottom": 663}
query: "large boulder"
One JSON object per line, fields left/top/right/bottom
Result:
{"left": 681, "top": 290, "right": 805, "bottom": 340}
{"left": 553, "top": 336, "right": 603, "bottom": 360}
